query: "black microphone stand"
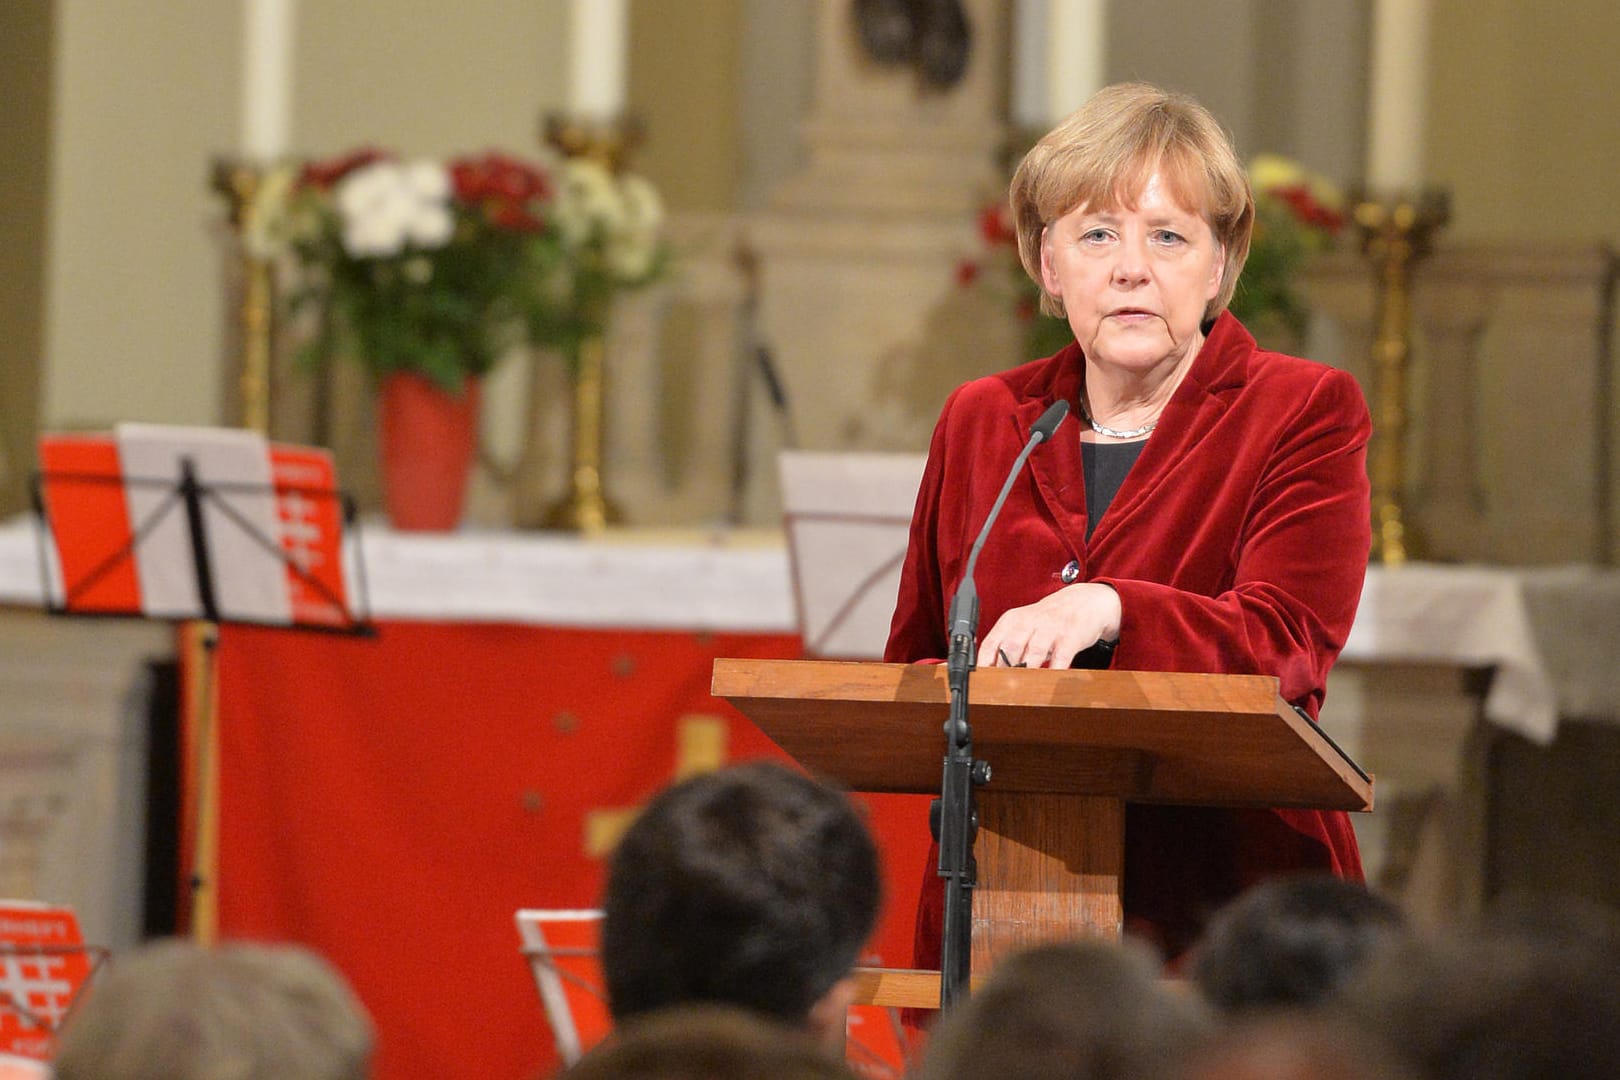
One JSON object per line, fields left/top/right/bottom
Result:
{"left": 934, "top": 399, "right": 1068, "bottom": 1009}
{"left": 937, "top": 578, "right": 988, "bottom": 1008}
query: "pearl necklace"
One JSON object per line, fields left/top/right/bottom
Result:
{"left": 1078, "top": 396, "right": 1156, "bottom": 439}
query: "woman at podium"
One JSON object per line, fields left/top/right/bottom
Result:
{"left": 886, "top": 83, "right": 1371, "bottom": 965}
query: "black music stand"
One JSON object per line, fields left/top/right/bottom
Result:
{"left": 30, "top": 425, "right": 375, "bottom": 938}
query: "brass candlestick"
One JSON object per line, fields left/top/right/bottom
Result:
{"left": 541, "top": 334, "right": 619, "bottom": 531}
{"left": 211, "top": 159, "right": 277, "bottom": 435}
{"left": 1353, "top": 188, "right": 1449, "bottom": 566}
{"left": 542, "top": 111, "right": 644, "bottom": 174}
{"left": 534, "top": 111, "right": 643, "bottom": 533}
{"left": 193, "top": 160, "right": 280, "bottom": 944}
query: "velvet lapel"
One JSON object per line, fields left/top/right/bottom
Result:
{"left": 1020, "top": 344, "right": 1089, "bottom": 562}
{"left": 1080, "top": 314, "right": 1254, "bottom": 558}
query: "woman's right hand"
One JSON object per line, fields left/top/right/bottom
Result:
{"left": 977, "top": 583, "right": 1122, "bottom": 669}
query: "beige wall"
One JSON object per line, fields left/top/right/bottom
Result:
{"left": 33, "top": 0, "right": 571, "bottom": 440}
{"left": 296, "top": 1, "right": 567, "bottom": 158}
{"left": 40, "top": 2, "right": 236, "bottom": 432}
{"left": 0, "top": 3, "right": 53, "bottom": 515}
{"left": 737, "top": 0, "right": 816, "bottom": 209}
{"left": 1427, "top": 0, "right": 1620, "bottom": 554}
{"left": 1430, "top": 0, "right": 1620, "bottom": 247}
{"left": 1102, "top": 0, "right": 1620, "bottom": 251}
{"left": 631, "top": 0, "right": 746, "bottom": 212}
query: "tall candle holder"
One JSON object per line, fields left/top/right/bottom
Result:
{"left": 211, "top": 159, "right": 277, "bottom": 436}
{"left": 543, "top": 111, "right": 643, "bottom": 173}
{"left": 199, "top": 159, "right": 284, "bottom": 944}
{"left": 536, "top": 111, "right": 643, "bottom": 533}
{"left": 1352, "top": 188, "right": 1449, "bottom": 566}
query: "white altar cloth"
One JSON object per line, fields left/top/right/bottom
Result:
{"left": 0, "top": 516, "right": 795, "bottom": 634}
{"left": 1346, "top": 565, "right": 1558, "bottom": 743}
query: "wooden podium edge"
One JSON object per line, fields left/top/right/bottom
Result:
{"left": 712, "top": 658, "right": 1373, "bottom": 812}
{"left": 851, "top": 966, "right": 982, "bottom": 1010}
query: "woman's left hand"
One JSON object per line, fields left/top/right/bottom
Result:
{"left": 977, "top": 583, "right": 1122, "bottom": 668}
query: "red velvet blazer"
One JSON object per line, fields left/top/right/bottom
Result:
{"left": 886, "top": 313, "right": 1372, "bottom": 962}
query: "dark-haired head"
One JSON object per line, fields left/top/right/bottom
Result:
{"left": 600, "top": 762, "right": 881, "bottom": 1041}
{"left": 1190, "top": 873, "right": 1407, "bottom": 1014}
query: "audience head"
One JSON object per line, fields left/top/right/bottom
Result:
{"left": 557, "top": 1005, "right": 860, "bottom": 1080}
{"left": 1189, "top": 874, "right": 1407, "bottom": 1015}
{"left": 1345, "top": 913, "right": 1620, "bottom": 1080}
{"left": 599, "top": 762, "right": 881, "bottom": 1045}
{"left": 1176, "top": 1013, "right": 1418, "bottom": 1080}
{"left": 915, "top": 938, "right": 1213, "bottom": 1080}
{"left": 52, "top": 938, "right": 372, "bottom": 1080}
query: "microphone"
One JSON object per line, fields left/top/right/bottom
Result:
{"left": 936, "top": 397, "right": 1067, "bottom": 1007}
{"left": 946, "top": 399, "right": 1070, "bottom": 662}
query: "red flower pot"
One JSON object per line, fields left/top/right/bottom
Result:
{"left": 377, "top": 372, "right": 481, "bottom": 531}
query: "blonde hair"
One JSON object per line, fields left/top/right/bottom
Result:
{"left": 1010, "top": 82, "right": 1254, "bottom": 319}
{"left": 53, "top": 940, "right": 374, "bottom": 1080}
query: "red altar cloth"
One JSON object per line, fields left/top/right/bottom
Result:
{"left": 207, "top": 621, "right": 932, "bottom": 1080}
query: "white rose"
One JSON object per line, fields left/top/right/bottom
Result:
{"left": 406, "top": 202, "right": 455, "bottom": 248}
{"left": 342, "top": 217, "right": 403, "bottom": 258}
{"left": 334, "top": 160, "right": 453, "bottom": 257}
{"left": 555, "top": 159, "right": 625, "bottom": 248}
{"left": 335, "top": 161, "right": 393, "bottom": 220}
{"left": 402, "top": 158, "right": 451, "bottom": 201}
{"left": 617, "top": 173, "right": 664, "bottom": 236}
{"left": 244, "top": 163, "right": 298, "bottom": 259}
{"left": 605, "top": 172, "right": 662, "bottom": 279}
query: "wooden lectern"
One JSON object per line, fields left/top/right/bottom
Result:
{"left": 712, "top": 658, "right": 1372, "bottom": 1005}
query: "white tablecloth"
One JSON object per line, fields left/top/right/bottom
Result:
{"left": 0, "top": 515, "right": 796, "bottom": 634}
{"left": 351, "top": 526, "right": 796, "bottom": 632}
{"left": 1347, "top": 565, "right": 1560, "bottom": 742}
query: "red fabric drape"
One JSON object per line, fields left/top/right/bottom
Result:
{"left": 201, "top": 621, "right": 931, "bottom": 1080}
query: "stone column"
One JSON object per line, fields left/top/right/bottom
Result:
{"left": 1305, "top": 243, "right": 1617, "bottom": 565}
{"left": 743, "top": 0, "right": 1019, "bottom": 521}
{"left": 1411, "top": 272, "right": 1490, "bottom": 559}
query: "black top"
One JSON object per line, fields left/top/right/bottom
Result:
{"left": 1082, "top": 438, "right": 1147, "bottom": 542}
{"left": 1071, "top": 438, "right": 1146, "bottom": 671}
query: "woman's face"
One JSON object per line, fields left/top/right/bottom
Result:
{"left": 1039, "top": 172, "right": 1224, "bottom": 377}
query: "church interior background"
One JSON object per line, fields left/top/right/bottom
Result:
{"left": 2, "top": 3, "right": 1618, "bottom": 1079}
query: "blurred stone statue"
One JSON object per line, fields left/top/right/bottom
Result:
{"left": 853, "top": 0, "right": 972, "bottom": 89}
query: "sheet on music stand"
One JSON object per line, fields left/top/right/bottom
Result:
{"left": 514, "top": 909, "right": 610, "bottom": 1066}
{"left": 779, "top": 452, "right": 926, "bottom": 660}
{"left": 36, "top": 425, "right": 354, "bottom": 629}
{"left": 116, "top": 424, "right": 288, "bottom": 622}
{"left": 0, "top": 900, "right": 98, "bottom": 1066}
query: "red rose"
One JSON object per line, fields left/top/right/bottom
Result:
{"left": 978, "top": 203, "right": 1016, "bottom": 247}
{"left": 1273, "top": 185, "right": 1344, "bottom": 235}
{"left": 488, "top": 202, "right": 546, "bottom": 233}
{"left": 450, "top": 153, "right": 553, "bottom": 231}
